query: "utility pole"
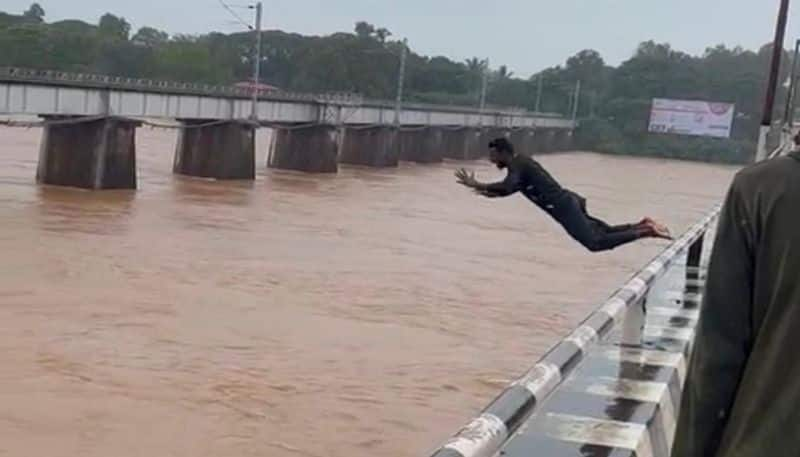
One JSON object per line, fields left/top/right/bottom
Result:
{"left": 535, "top": 75, "right": 543, "bottom": 113}
{"left": 394, "top": 39, "right": 408, "bottom": 126}
{"left": 784, "top": 39, "right": 800, "bottom": 128}
{"left": 250, "top": 1, "right": 263, "bottom": 121}
{"left": 479, "top": 59, "right": 489, "bottom": 112}
{"left": 791, "top": 74, "right": 800, "bottom": 128}
{"left": 756, "top": 0, "right": 790, "bottom": 161}
{"left": 571, "top": 80, "right": 582, "bottom": 122}
{"left": 478, "top": 58, "right": 489, "bottom": 126}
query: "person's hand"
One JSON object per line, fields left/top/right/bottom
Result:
{"left": 455, "top": 168, "right": 478, "bottom": 188}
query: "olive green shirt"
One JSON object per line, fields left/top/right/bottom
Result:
{"left": 672, "top": 152, "right": 800, "bottom": 457}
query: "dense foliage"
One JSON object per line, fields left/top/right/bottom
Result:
{"left": 1, "top": 4, "right": 792, "bottom": 163}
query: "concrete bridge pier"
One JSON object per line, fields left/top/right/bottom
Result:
{"left": 268, "top": 124, "right": 339, "bottom": 173}
{"left": 534, "top": 128, "right": 557, "bottom": 153}
{"left": 36, "top": 115, "right": 140, "bottom": 190}
{"left": 554, "top": 129, "right": 574, "bottom": 152}
{"left": 399, "top": 127, "right": 443, "bottom": 163}
{"left": 463, "top": 127, "right": 487, "bottom": 159}
{"left": 441, "top": 128, "right": 483, "bottom": 160}
{"left": 339, "top": 126, "right": 399, "bottom": 167}
{"left": 173, "top": 120, "right": 256, "bottom": 180}
{"left": 509, "top": 128, "right": 536, "bottom": 156}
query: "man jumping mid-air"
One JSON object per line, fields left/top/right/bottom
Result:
{"left": 455, "top": 138, "right": 671, "bottom": 252}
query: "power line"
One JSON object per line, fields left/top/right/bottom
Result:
{"left": 217, "top": 0, "right": 253, "bottom": 30}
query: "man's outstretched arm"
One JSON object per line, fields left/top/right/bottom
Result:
{"left": 455, "top": 168, "right": 521, "bottom": 197}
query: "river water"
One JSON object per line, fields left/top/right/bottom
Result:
{"left": 0, "top": 125, "right": 737, "bottom": 457}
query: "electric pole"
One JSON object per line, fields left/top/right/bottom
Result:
{"left": 571, "top": 80, "right": 582, "bottom": 122}
{"left": 756, "top": 0, "right": 790, "bottom": 161}
{"left": 394, "top": 39, "right": 408, "bottom": 126}
{"left": 535, "top": 75, "right": 543, "bottom": 113}
{"left": 784, "top": 39, "right": 800, "bottom": 127}
{"left": 478, "top": 59, "right": 489, "bottom": 126}
{"left": 250, "top": 2, "right": 263, "bottom": 120}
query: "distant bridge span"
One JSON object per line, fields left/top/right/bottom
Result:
{"left": 0, "top": 67, "right": 574, "bottom": 129}
{"left": 0, "top": 67, "right": 577, "bottom": 189}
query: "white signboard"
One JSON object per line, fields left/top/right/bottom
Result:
{"left": 648, "top": 98, "right": 735, "bottom": 139}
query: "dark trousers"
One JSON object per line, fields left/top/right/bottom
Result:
{"left": 550, "top": 193, "right": 644, "bottom": 252}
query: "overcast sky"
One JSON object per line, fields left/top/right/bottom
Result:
{"left": 3, "top": 0, "right": 800, "bottom": 77}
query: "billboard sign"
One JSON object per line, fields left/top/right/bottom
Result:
{"left": 648, "top": 98, "right": 735, "bottom": 139}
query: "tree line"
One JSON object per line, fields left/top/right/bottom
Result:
{"left": 1, "top": 3, "right": 792, "bottom": 163}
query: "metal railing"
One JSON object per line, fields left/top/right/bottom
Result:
{"left": 768, "top": 124, "right": 795, "bottom": 159}
{"left": 0, "top": 67, "right": 567, "bottom": 119}
{"left": 0, "top": 66, "right": 362, "bottom": 104}
{"left": 427, "top": 210, "right": 718, "bottom": 457}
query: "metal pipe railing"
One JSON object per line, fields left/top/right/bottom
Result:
{"left": 428, "top": 208, "right": 720, "bottom": 457}
{"left": 0, "top": 66, "right": 568, "bottom": 120}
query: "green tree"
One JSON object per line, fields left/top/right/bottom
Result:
{"left": 463, "top": 57, "right": 488, "bottom": 102}
{"left": 23, "top": 3, "right": 44, "bottom": 22}
{"left": 0, "top": 4, "right": 785, "bottom": 164}
{"left": 132, "top": 27, "right": 169, "bottom": 47}
{"left": 496, "top": 65, "right": 513, "bottom": 79}
{"left": 354, "top": 21, "right": 375, "bottom": 39}
{"left": 375, "top": 27, "right": 391, "bottom": 43}
{"left": 98, "top": 13, "right": 130, "bottom": 41}
{"left": 154, "top": 35, "right": 232, "bottom": 84}
{"left": 0, "top": 24, "right": 50, "bottom": 68}
{"left": 48, "top": 20, "right": 100, "bottom": 72}
{"left": 530, "top": 66, "right": 573, "bottom": 115}
{"left": 464, "top": 57, "right": 486, "bottom": 73}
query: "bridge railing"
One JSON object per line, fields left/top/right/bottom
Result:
{"left": 0, "top": 66, "right": 568, "bottom": 120}
{"left": 767, "top": 123, "right": 795, "bottom": 159}
{"left": 0, "top": 67, "right": 364, "bottom": 104}
{"left": 427, "top": 209, "right": 719, "bottom": 457}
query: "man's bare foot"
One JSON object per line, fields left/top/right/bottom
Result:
{"left": 638, "top": 217, "right": 656, "bottom": 227}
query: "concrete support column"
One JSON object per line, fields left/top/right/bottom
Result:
{"left": 399, "top": 127, "right": 443, "bottom": 163}
{"left": 339, "top": 126, "right": 398, "bottom": 167}
{"left": 37, "top": 116, "right": 139, "bottom": 190}
{"left": 509, "top": 128, "right": 536, "bottom": 156}
{"left": 534, "top": 128, "right": 557, "bottom": 153}
{"left": 464, "top": 127, "right": 486, "bottom": 159}
{"left": 441, "top": 128, "right": 483, "bottom": 160}
{"left": 268, "top": 124, "right": 338, "bottom": 173}
{"left": 173, "top": 120, "right": 255, "bottom": 180}
{"left": 554, "top": 129, "right": 574, "bottom": 152}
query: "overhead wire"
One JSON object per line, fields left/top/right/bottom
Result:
{"left": 216, "top": 0, "right": 254, "bottom": 31}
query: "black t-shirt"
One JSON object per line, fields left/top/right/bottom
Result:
{"left": 484, "top": 154, "right": 569, "bottom": 206}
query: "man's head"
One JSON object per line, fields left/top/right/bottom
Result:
{"left": 488, "top": 137, "right": 515, "bottom": 169}
{"left": 794, "top": 132, "right": 800, "bottom": 148}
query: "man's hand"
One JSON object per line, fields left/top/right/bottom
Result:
{"left": 455, "top": 168, "right": 479, "bottom": 189}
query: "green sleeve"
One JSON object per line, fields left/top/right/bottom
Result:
{"left": 672, "top": 176, "right": 755, "bottom": 457}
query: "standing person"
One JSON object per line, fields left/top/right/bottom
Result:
{"left": 672, "top": 137, "right": 800, "bottom": 457}
{"left": 455, "top": 138, "right": 671, "bottom": 252}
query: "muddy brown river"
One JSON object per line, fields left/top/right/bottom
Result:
{"left": 0, "top": 125, "right": 737, "bottom": 457}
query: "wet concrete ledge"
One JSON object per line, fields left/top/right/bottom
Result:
{"left": 428, "top": 208, "right": 720, "bottom": 457}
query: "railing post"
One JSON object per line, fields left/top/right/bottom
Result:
{"left": 685, "top": 232, "right": 705, "bottom": 299}
{"left": 621, "top": 297, "right": 646, "bottom": 346}
{"left": 686, "top": 233, "right": 704, "bottom": 271}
